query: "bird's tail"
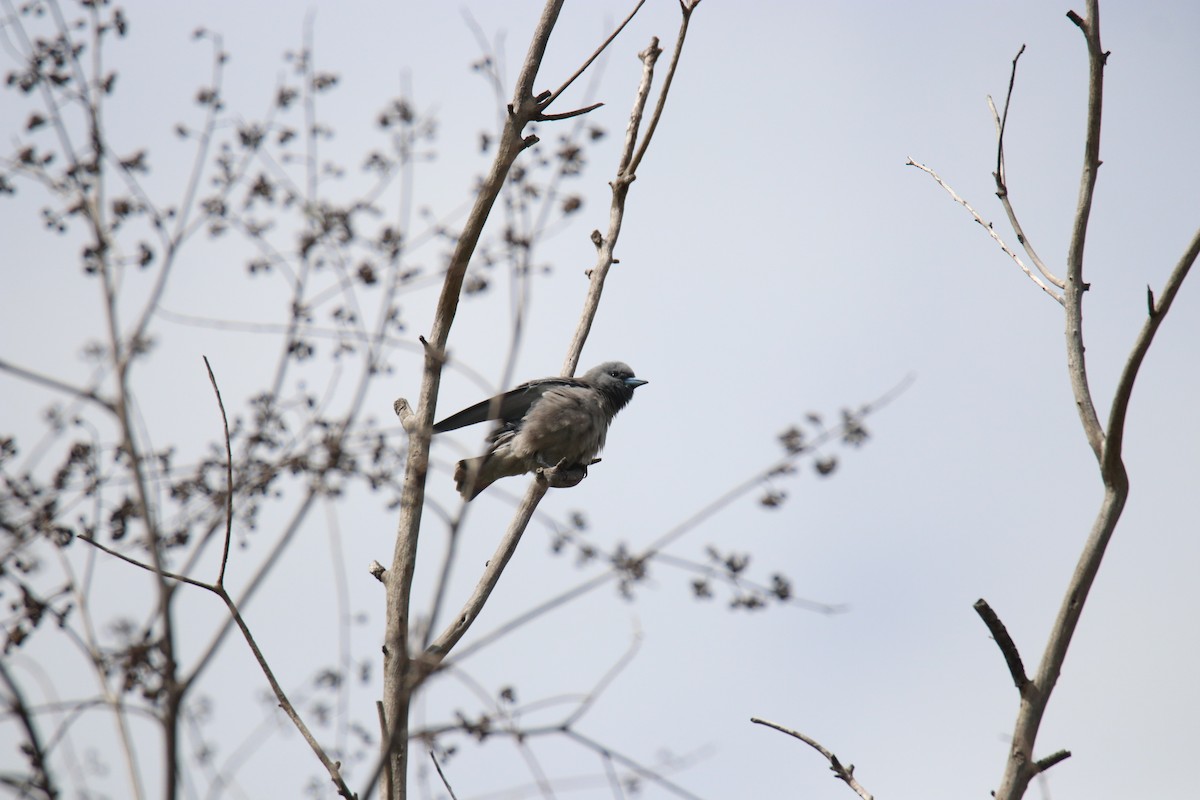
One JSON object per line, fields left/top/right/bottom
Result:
{"left": 453, "top": 457, "right": 491, "bottom": 500}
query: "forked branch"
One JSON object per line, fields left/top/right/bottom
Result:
{"left": 990, "top": 45, "right": 1064, "bottom": 291}
{"left": 379, "top": 3, "right": 703, "bottom": 797}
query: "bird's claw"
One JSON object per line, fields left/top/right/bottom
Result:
{"left": 537, "top": 458, "right": 589, "bottom": 489}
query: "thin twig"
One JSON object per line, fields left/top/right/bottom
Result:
{"left": 0, "top": 357, "right": 116, "bottom": 413}
{"left": 628, "top": 0, "right": 699, "bottom": 176}
{"left": 536, "top": 101, "right": 604, "bottom": 122}
{"left": 202, "top": 357, "right": 234, "bottom": 588}
{"left": 76, "top": 534, "right": 355, "bottom": 798}
{"left": 990, "top": 45, "right": 1065, "bottom": 291}
{"left": 562, "top": 630, "right": 642, "bottom": 728}
{"left": 908, "top": 157, "right": 1064, "bottom": 304}
{"left": 751, "top": 717, "right": 873, "bottom": 800}
{"left": 542, "top": 0, "right": 646, "bottom": 107}
{"left": 428, "top": 752, "right": 459, "bottom": 800}
{"left": 560, "top": 729, "right": 706, "bottom": 800}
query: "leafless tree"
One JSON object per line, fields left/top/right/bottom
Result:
{"left": 0, "top": 2, "right": 890, "bottom": 798}
{"left": 758, "top": 2, "right": 1197, "bottom": 798}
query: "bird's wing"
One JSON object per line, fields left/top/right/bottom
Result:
{"left": 432, "top": 377, "right": 586, "bottom": 432}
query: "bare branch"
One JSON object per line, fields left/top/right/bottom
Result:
{"left": 77, "top": 535, "right": 356, "bottom": 798}
{"left": 423, "top": 481, "right": 548, "bottom": 663}
{"left": 1102, "top": 226, "right": 1199, "bottom": 476}
{"left": 628, "top": 0, "right": 699, "bottom": 176}
{"left": 0, "top": 357, "right": 115, "bottom": 414}
{"left": 213, "top": 586, "right": 356, "bottom": 798}
{"left": 751, "top": 717, "right": 873, "bottom": 800}
{"left": 202, "top": 356, "right": 234, "bottom": 588}
{"left": 990, "top": 45, "right": 1065, "bottom": 291}
{"left": 973, "top": 598, "right": 1031, "bottom": 694}
{"left": 429, "top": 752, "right": 459, "bottom": 800}
{"left": 560, "top": 728, "right": 707, "bottom": 800}
{"left": 535, "top": 100, "right": 604, "bottom": 122}
{"left": 907, "top": 158, "right": 1064, "bottom": 304}
{"left": 562, "top": 630, "right": 643, "bottom": 728}
{"left": 381, "top": 3, "right": 567, "bottom": 794}
{"left": 1034, "top": 749, "right": 1072, "bottom": 775}
{"left": 562, "top": 34, "right": 662, "bottom": 377}
{"left": 1062, "top": 0, "right": 1108, "bottom": 461}
{"left": 0, "top": 659, "right": 59, "bottom": 800}
{"left": 541, "top": 0, "right": 647, "bottom": 107}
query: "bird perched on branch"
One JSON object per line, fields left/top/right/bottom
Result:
{"left": 433, "top": 361, "right": 648, "bottom": 500}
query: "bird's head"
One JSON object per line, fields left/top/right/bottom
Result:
{"left": 585, "top": 361, "right": 647, "bottom": 412}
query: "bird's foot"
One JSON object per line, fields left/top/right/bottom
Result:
{"left": 537, "top": 458, "right": 590, "bottom": 489}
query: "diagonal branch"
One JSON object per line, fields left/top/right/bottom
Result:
{"left": 1102, "top": 226, "right": 1199, "bottom": 475}
{"left": 541, "top": 0, "right": 646, "bottom": 108}
{"left": 751, "top": 717, "right": 873, "bottom": 800}
{"left": 907, "top": 158, "right": 1063, "bottom": 304}
{"left": 0, "top": 357, "right": 115, "bottom": 414}
{"left": 421, "top": 481, "right": 547, "bottom": 664}
{"left": 76, "top": 535, "right": 354, "bottom": 797}
{"left": 0, "top": 659, "right": 59, "bottom": 800}
{"left": 973, "top": 598, "right": 1031, "bottom": 694}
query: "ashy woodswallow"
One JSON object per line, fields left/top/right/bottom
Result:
{"left": 433, "top": 361, "right": 648, "bottom": 499}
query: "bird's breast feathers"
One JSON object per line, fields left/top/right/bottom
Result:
{"left": 510, "top": 386, "right": 607, "bottom": 464}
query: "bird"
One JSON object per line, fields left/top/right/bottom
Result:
{"left": 432, "top": 361, "right": 648, "bottom": 500}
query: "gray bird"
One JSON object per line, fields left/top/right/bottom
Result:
{"left": 432, "top": 361, "right": 648, "bottom": 500}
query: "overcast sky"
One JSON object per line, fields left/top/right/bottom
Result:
{"left": 3, "top": 1, "right": 1198, "bottom": 799}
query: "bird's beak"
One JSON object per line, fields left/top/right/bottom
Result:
{"left": 625, "top": 377, "right": 648, "bottom": 388}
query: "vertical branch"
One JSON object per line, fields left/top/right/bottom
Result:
{"left": 627, "top": 0, "right": 697, "bottom": 176}
{"left": 380, "top": 2, "right": 565, "bottom": 797}
{"left": 1062, "top": 0, "right": 1107, "bottom": 460}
